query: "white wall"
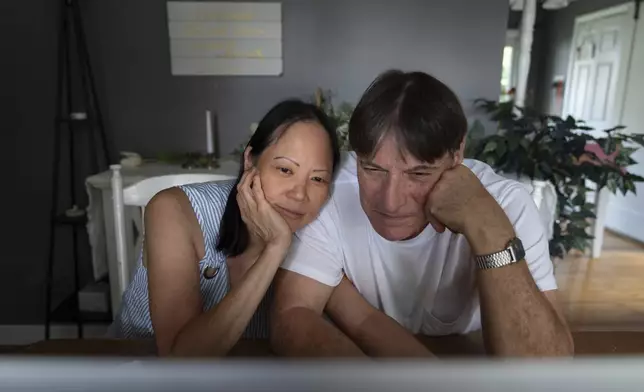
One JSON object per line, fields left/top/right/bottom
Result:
{"left": 605, "top": 13, "right": 644, "bottom": 242}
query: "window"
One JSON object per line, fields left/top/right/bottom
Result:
{"left": 501, "top": 29, "right": 519, "bottom": 102}
{"left": 500, "top": 45, "right": 514, "bottom": 101}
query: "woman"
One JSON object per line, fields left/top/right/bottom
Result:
{"left": 112, "top": 99, "right": 341, "bottom": 356}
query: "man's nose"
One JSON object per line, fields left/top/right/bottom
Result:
{"left": 381, "top": 175, "right": 404, "bottom": 213}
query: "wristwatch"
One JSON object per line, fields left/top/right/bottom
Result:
{"left": 474, "top": 237, "right": 525, "bottom": 270}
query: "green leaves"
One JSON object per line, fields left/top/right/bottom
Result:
{"left": 483, "top": 140, "right": 497, "bottom": 154}
{"left": 630, "top": 133, "right": 644, "bottom": 147}
{"left": 572, "top": 191, "right": 586, "bottom": 206}
{"left": 469, "top": 98, "right": 644, "bottom": 258}
{"left": 603, "top": 125, "right": 627, "bottom": 133}
{"left": 496, "top": 141, "right": 507, "bottom": 159}
{"left": 310, "top": 88, "right": 354, "bottom": 151}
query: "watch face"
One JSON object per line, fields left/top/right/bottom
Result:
{"left": 511, "top": 237, "right": 526, "bottom": 261}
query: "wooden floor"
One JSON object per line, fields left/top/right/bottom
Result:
{"left": 556, "top": 231, "right": 644, "bottom": 331}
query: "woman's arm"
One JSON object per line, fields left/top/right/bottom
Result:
{"left": 147, "top": 188, "right": 287, "bottom": 357}
{"left": 325, "top": 277, "right": 434, "bottom": 357}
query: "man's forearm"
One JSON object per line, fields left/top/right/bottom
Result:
{"left": 478, "top": 260, "right": 573, "bottom": 356}
{"left": 270, "top": 307, "right": 366, "bottom": 357}
{"left": 465, "top": 205, "right": 573, "bottom": 357}
{"left": 326, "top": 277, "right": 432, "bottom": 358}
{"left": 341, "top": 310, "right": 434, "bottom": 357}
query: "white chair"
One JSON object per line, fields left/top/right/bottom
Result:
{"left": 110, "top": 164, "right": 235, "bottom": 308}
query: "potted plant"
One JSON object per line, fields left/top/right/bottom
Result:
{"left": 467, "top": 99, "right": 644, "bottom": 259}
{"left": 231, "top": 88, "right": 355, "bottom": 157}
{"left": 312, "top": 88, "right": 354, "bottom": 151}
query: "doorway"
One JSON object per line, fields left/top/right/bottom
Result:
{"left": 562, "top": 2, "right": 640, "bottom": 256}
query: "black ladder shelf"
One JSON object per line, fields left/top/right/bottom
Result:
{"left": 45, "top": 0, "right": 112, "bottom": 340}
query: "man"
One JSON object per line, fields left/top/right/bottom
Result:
{"left": 270, "top": 70, "right": 573, "bottom": 357}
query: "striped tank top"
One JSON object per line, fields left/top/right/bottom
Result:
{"left": 111, "top": 180, "right": 270, "bottom": 340}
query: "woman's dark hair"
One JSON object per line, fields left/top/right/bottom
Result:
{"left": 216, "top": 99, "right": 341, "bottom": 257}
{"left": 349, "top": 69, "right": 467, "bottom": 163}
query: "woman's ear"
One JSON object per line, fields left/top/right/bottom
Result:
{"left": 243, "top": 147, "right": 253, "bottom": 170}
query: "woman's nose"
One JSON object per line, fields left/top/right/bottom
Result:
{"left": 286, "top": 181, "right": 307, "bottom": 202}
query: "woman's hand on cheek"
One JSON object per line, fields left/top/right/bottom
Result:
{"left": 237, "top": 168, "right": 292, "bottom": 249}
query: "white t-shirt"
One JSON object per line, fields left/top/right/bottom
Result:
{"left": 281, "top": 152, "right": 557, "bottom": 336}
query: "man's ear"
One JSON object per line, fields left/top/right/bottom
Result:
{"left": 453, "top": 139, "right": 466, "bottom": 166}
{"left": 243, "top": 147, "right": 253, "bottom": 170}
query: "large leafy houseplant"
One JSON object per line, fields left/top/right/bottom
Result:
{"left": 467, "top": 99, "right": 644, "bottom": 259}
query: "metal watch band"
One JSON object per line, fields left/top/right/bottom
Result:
{"left": 475, "top": 237, "right": 524, "bottom": 270}
{"left": 475, "top": 249, "right": 515, "bottom": 270}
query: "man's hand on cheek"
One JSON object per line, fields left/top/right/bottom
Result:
{"left": 425, "top": 165, "right": 515, "bottom": 254}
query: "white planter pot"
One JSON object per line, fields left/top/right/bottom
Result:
{"left": 499, "top": 172, "right": 557, "bottom": 240}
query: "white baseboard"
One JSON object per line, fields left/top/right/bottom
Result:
{"left": 0, "top": 324, "right": 110, "bottom": 346}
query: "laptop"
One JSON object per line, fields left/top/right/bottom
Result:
{"left": 0, "top": 356, "right": 642, "bottom": 391}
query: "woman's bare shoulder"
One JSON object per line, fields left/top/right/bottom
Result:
{"left": 146, "top": 186, "right": 195, "bottom": 219}
{"left": 143, "top": 187, "right": 204, "bottom": 265}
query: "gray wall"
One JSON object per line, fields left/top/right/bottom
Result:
{"left": 86, "top": 0, "right": 509, "bottom": 158}
{"left": 535, "top": 0, "right": 629, "bottom": 113}
{"left": 2, "top": 0, "right": 508, "bottom": 324}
